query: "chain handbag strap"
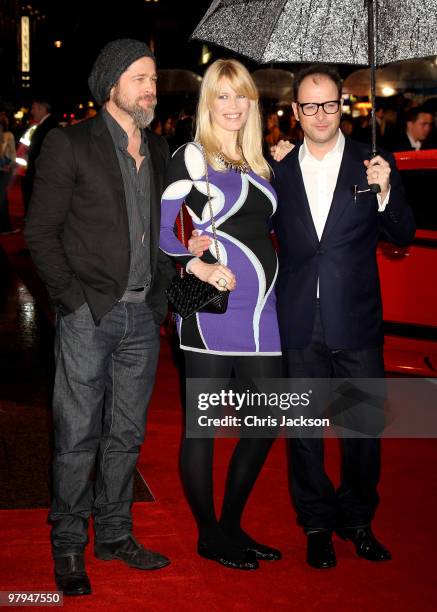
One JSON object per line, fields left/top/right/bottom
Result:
{"left": 178, "top": 206, "right": 186, "bottom": 278}
{"left": 179, "top": 142, "right": 222, "bottom": 269}
{"left": 200, "top": 143, "right": 222, "bottom": 264}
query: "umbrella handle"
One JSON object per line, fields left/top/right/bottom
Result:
{"left": 367, "top": 0, "right": 380, "bottom": 194}
{"left": 368, "top": 150, "right": 381, "bottom": 194}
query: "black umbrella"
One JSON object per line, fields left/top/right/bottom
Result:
{"left": 192, "top": 0, "right": 437, "bottom": 158}
{"left": 157, "top": 70, "right": 202, "bottom": 95}
{"left": 251, "top": 68, "right": 294, "bottom": 102}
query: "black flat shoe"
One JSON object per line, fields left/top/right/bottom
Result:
{"left": 94, "top": 534, "right": 170, "bottom": 570}
{"left": 307, "top": 531, "right": 337, "bottom": 569}
{"left": 336, "top": 526, "right": 392, "bottom": 562}
{"left": 244, "top": 541, "right": 282, "bottom": 561}
{"left": 220, "top": 527, "right": 281, "bottom": 561}
{"left": 197, "top": 540, "right": 259, "bottom": 570}
{"left": 54, "top": 554, "right": 91, "bottom": 596}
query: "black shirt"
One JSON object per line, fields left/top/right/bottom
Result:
{"left": 102, "top": 108, "right": 151, "bottom": 291}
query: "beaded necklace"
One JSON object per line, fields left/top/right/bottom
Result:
{"left": 214, "top": 150, "right": 251, "bottom": 174}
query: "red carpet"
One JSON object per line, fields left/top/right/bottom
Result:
{"left": 1, "top": 177, "right": 437, "bottom": 609}
{"left": 1, "top": 340, "right": 436, "bottom": 610}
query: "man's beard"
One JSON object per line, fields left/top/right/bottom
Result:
{"left": 113, "top": 85, "right": 156, "bottom": 128}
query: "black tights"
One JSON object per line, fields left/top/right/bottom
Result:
{"left": 181, "top": 352, "right": 282, "bottom": 543}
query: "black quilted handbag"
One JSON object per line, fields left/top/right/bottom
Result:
{"left": 166, "top": 143, "right": 229, "bottom": 320}
{"left": 166, "top": 273, "right": 229, "bottom": 319}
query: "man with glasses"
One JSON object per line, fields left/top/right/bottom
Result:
{"left": 271, "top": 64, "right": 415, "bottom": 569}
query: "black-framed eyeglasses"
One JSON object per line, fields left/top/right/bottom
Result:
{"left": 297, "top": 100, "right": 341, "bottom": 116}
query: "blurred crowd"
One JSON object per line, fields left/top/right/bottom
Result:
{"left": 150, "top": 96, "right": 437, "bottom": 153}
{"left": 1, "top": 92, "right": 436, "bottom": 235}
{"left": 262, "top": 98, "right": 437, "bottom": 151}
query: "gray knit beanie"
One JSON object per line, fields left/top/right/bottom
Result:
{"left": 88, "top": 39, "right": 155, "bottom": 105}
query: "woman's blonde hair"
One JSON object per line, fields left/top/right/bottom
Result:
{"left": 195, "top": 59, "right": 270, "bottom": 180}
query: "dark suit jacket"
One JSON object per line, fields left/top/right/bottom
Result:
{"left": 24, "top": 113, "right": 175, "bottom": 325}
{"left": 385, "top": 130, "right": 437, "bottom": 153}
{"left": 271, "top": 136, "right": 415, "bottom": 350}
{"left": 22, "top": 114, "right": 59, "bottom": 206}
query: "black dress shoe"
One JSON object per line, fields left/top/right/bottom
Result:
{"left": 54, "top": 554, "right": 91, "bottom": 596}
{"left": 336, "top": 526, "right": 392, "bottom": 562}
{"left": 197, "top": 540, "right": 259, "bottom": 570}
{"left": 307, "top": 531, "right": 337, "bottom": 569}
{"left": 94, "top": 534, "right": 170, "bottom": 570}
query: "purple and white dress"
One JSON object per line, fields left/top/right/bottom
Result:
{"left": 160, "top": 142, "right": 281, "bottom": 356}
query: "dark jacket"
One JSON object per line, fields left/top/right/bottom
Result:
{"left": 384, "top": 130, "right": 437, "bottom": 152}
{"left": 271, "top": 137, "right": 416, "bottom": 350}
{"left": 24, "top": 113, "right": 175, "bottom": 324}
{"left": 22, "top": 114, "right": 59, "bottom": 206}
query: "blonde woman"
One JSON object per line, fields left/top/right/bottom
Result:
{"left": 160, "top": 59, "right": 282, "bottom": 570}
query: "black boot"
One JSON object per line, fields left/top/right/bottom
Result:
{"left": 54, "top": 553, "right": 91, "bottom": 596}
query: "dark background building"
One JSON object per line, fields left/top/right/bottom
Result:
{"left": 0, "top": 0, "right": 21, "bottom": 107}
{"left": 1, "top": 0, "right": 364, "bottom": 122}
{"left": 1, "top": 0, "right": 231, "bottom": 109}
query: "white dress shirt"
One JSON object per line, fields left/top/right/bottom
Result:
{"left": 406, "top": 130, "right": 422, "bottom": 150}
{"left": 299, "top": 131, "right": 345, "bottom": 241}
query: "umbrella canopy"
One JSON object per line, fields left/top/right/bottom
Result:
{"left": 193, "top": 0, "right": 437, "bottom": 165}
{"left": 343, "top": 69, "right": 386, "bottom": 97}
{"left": 157, "top": 69, "right": 202, "bottom": 95}
{"left": 251, "top": 68, "right": 294, "bottom": 101}
{"left": 344, "top": 58, "right": 437, "bottom": 96}
{"left": 192, "top": 1, "right": 437, "bottom": 66}
{"left": 378, "top": 57, "right": 437, "bottom": 94}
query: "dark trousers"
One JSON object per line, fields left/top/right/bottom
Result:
{"left": 285, "top": 306, "right": 384, "bottom": 532}
{"left": 49, "top": 301, "right": 160, "bottom": 556}
{"left": 0, "top": 172, "right": 12, "bottom": 232}
{"left": 21, "top": 174, "right": 32, "bottom": 215}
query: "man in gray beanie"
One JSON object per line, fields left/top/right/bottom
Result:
{"left": 25, "top": 39, "right": 175, "bottom": 596}
{"left": 88, "top": 38, "right": 156, "bottom": 106}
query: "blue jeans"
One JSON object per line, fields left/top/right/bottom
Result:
{"left": 49, "top": 301, "right": 160, "bottom": 556}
